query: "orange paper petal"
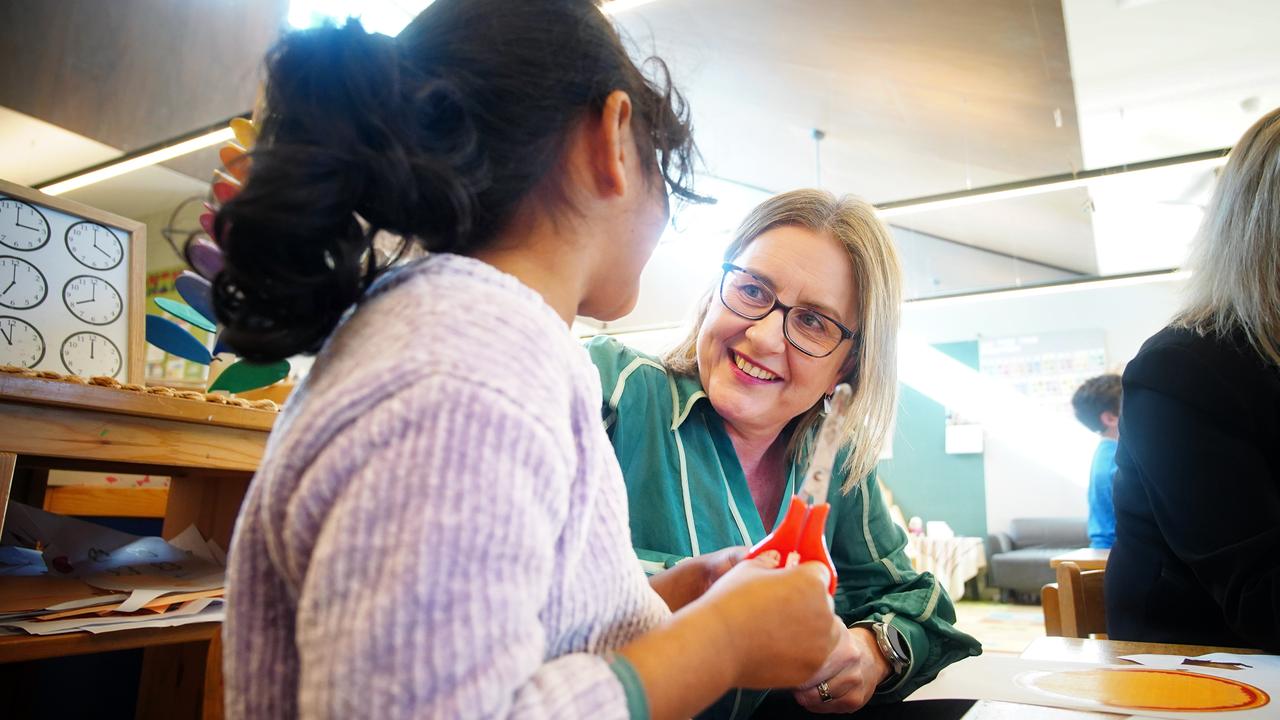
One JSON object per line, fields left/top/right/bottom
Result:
{"left": 219, "top": 143, "right": 251, "bottom": 182}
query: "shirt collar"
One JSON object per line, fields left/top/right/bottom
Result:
{"left": 670, "top": 370, "right": 710, "bottom": 429}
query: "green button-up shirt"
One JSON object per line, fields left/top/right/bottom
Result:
{"left": 588, "top": 336, "right": 980, "bottom": 718}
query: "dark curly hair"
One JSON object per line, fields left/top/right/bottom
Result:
{"left": 1071, "top": 374, "right": 1122, "bottom": 433}
{"left": 210, "top": 0, "right": 702, "bottom": 361}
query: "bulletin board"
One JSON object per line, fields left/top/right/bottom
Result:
{"left": 979, "top": 329, "right": 1108, "bottom": 417}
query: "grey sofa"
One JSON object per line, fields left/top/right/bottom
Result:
{"left": 985, "top": 517, "right": 1089, "bottom": 602}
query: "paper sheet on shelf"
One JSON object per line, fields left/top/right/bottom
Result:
{"left": 906, "top": 653, "right": 1278, "bottom": 719}
{"left": 5, "top": 598, "right": 224, "bottom": 636}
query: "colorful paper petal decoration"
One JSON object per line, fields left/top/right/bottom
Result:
{"left": 212, "top": 181, "right": 238, "bottom": 204}
{"left": 146, "top": 314, "right": 213, "bottom": 365}
{"left": 230, "top": 117, "right": 258, "bottom": 148}
{"left": 209, "top": 359, "right": 290, "bottom": 394}
{"left": 198, "top": 211, "right": 215, "bottom": 237}
{"left": 219, "top": 143, "right": 251, "bottom": 183}
{"left": 175, "top": 272, "right": 216, "bottom": 327}
{"left": 188, "top": 236, "right": 224, "bottom": 279}
{"left": 155, "top": 296, "right": 216, "bottom": 333}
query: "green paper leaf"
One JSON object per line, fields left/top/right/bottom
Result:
{"left": 209, "top": 359, "right": 290, "bottom": 394}
{"left": 155, "top": 296, "right": 216, "bottom": 333}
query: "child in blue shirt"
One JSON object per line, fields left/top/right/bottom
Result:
{"left": 1072, "top": 374, "right": 1122, "bottom": 549}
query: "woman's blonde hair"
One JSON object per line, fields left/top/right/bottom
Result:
{"left": 662, "top": 189, "right": 903, "bottom": 492}
{"left": 1176, "top": 107, "right": 1280, "bottom": 366}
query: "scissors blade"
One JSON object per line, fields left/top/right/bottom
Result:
{"left": 799, "top": 383, "right": 854, "bottom": 504}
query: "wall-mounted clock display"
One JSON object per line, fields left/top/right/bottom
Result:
{"left": 0, "top": 315, "right": 46, "bottom": 368}
{"left": 65, "top": 221, "right": 124, "bottom": 271}
{"left": 0, "top": 180, "right": 143, "bottom": 382}
{"left": 61, "top": 331, "right": 122, "bottom": 378}
{"left": 0, "top": 198, "right": 51, "bottom": 251}
{"left": 0, "top": 255, "right": 48, "bottom": 310}
{"left": 62, "top": 274, "right": 122, "bottom": 325}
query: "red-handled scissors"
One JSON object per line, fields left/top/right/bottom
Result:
{"left": 745, "top": 383, "right": 853, "bottom": 595}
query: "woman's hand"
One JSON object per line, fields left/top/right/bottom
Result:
{"left": 791, "top": 621, "right": 892, "bottom": 713}
{"left": 696, "top": 551, "right": 842, "bottom": 689}
{"left": 648, "top": 546, "right": 747, "bottom": 612}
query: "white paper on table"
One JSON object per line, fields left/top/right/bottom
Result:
{"left": 906, "top": 653, "right": 1278, "bottom": 719}
{"left": 1120, "top": 653, "right": 1280, "bottom": 672}
{"left": 115, "top": 588, "right": 172, "bottom": 613}
{"left": 3, "top": 598, "right": 224, "bottom": 636}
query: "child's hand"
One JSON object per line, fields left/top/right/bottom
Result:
{"left": 649, "top": 546, "right": 747, "bottom": 612}
{"left": 697, "top": 551, "right": 841, "bottom": 689}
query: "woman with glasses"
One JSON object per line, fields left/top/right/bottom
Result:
{"left": 590, "top": 189, "right": 980, "bottom": 717}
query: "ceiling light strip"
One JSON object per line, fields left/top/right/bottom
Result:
{"left": 905, "top": 268, "right": 1190, "bottom": 307}
{"left": 35, "top": 114, "right": 248, "bottom": 196}
{"left": 876, "top": 147, "right": 1230, "bottom": 218}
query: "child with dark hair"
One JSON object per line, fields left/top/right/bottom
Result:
{"left": 215, "top": 3, "right": 838, "bottom": 718}
{"left": 1071, "top": 374, "right": 1122, "bottom": 549}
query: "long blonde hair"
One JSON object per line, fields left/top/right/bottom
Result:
{"left": 662, "top": 189, "right": 903, "bottom": 492}
{"left": 1176, "top": 107, "right": 1280, "bottom": 366}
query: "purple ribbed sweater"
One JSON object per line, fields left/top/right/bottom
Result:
{"left": 224, "top": 254, "right": 670, "bottom": 718}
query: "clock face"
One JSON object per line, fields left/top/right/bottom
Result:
{"left": 65, "top": 221, "right": 124, "bottom": 271}
{"left": 62, "top": 275, "right": 122, "bottom": 326}
{"left": 60, "top": 331, "right": 122, "bottom": 378}
{"left": 0, "top": 315, "right": 46, "bottom": 368}
{"left": 0, "top": 199, "right": 51, "bottom": 251}
{"left": 0, "top": 255, "right": 48, "bottom": 309}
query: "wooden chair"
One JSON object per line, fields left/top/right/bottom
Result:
{"left": 1041, "top": 582, "right": 1062, "bottom": 636}
{"left": 1056, "top": 561, "right": 1108, "bottom": 638}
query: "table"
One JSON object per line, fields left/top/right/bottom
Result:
{"left": 1050, "top": 548, "right": 1110, "bottom": 571}
{"left": 0, "top": 370, "right": 275, "bottom": 720}
{"left": 960, "top": 637, "right": 1264, "bottom": 719}
{"left": 907, "top": 535, "right": 987, "bottom": 599}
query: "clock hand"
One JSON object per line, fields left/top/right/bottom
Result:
{"left": 94, "top": 244, "right": 111, "bottom": 258}
{"left": 90, "top": 337, "right": 96, "bottom": 359}
{"left": 1, "top": 280, "right": 13, "bottom": 295}
{"left": 0, "top": 323, "right": 11, "bottom": 345}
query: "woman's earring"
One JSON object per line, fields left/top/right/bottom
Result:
{"left": 822, "top": 392, "right": 834, "bottom": 415}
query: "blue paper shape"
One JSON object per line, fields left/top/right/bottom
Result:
{"left": 175, "top": 271, "right": 216, "bottom": 327}
{"left": 155, "top": 297, "right": 215, "bottom": 333}
{"left": 146, "top": 314, "right": 212, "bottom": 364}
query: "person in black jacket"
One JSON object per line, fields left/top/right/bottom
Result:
{"left": 1107, "top": 106, "right": 1280, "bottom": 650}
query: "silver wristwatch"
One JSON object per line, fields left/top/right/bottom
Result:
{"left": 851, "top": 620, "right": 911, "bottom": 686}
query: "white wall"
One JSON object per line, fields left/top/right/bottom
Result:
{"left": 901, "top": 273, "right": 1187, "bottom": 535}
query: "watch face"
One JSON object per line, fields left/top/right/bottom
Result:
{"left": 65, "top": 221, "right": 124, "bottom": 271}
{"left": 0, "top": 199, "right": 51, "bottom": 251}
{"left": 0, "top": 315, "right": 46, "bottom": 367}
{"left": 60, "top": 331, "right": 122, "bottom": 378}
{"left": 62, "top": 275, "right": 123, "bottom": 325}
{"left": 0, "top": 255, "right": 48, "bottom": 309}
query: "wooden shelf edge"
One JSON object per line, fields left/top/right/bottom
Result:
{"left": 0, "top": 622, "right": 219, "bottom": 663}
{"left": 0, "top": 374, "right": 277, "bottom": 432}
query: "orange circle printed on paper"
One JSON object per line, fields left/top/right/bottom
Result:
{"left": 1020, "top": 668, "right": 1269, "bottom": 712}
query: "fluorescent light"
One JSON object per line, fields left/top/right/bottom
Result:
{"left": 39, "top": 127, "right": 236, "bottom": 196}
{"left": 600, "top": 0, "right": 663, "bottom": 13}
{"left": 906, "top": 269, "right": 1190, "bottom": 308}
{"left": 877, "top": 149, "right": 1229, "bottom": 218}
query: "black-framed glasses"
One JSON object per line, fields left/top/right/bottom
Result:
{"left": 718, "top": 262, "right": 855, "bottom": 358}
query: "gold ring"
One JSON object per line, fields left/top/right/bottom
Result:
{"left": 817, "top": 680, "right": 833, "bottom": 703}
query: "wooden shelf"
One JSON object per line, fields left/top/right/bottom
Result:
{"left": 0, "top": 374, "right": 277, "bottom": 432}
{"left": 0, "top": 622, "right": 218, "bottom": 663}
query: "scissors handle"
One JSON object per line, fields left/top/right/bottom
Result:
{"left": 745, "top": 496, "right": 838, "bottom": 595}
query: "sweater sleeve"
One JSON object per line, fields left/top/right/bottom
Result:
{"left": 290, "top": 377, "right": 633, "bottom": 719}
